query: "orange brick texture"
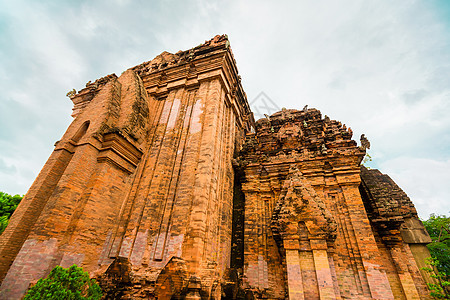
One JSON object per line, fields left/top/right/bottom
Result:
{"left": 0, "top": 36, "right": 432, "bottom": 299}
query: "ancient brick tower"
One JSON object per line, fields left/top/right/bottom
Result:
{"left": 0, "top": 35, "right": 433, "bottom": 299}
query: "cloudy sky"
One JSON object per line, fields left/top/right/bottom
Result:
{"left": 0, "top": 0, "right": 449, "bottom": 218}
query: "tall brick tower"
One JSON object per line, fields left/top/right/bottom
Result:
{"left": 0, "top": 36, "right": 433, "bottom": 299}
{"left": 0, "top": 35, "right": 253, "bottom": 299}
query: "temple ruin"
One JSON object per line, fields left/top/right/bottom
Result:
{"left": 0, "top": 35, "right": 433, "bottom": 299}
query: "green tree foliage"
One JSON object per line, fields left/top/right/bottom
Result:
{"left": 362, "top": 152, "right": 372, "bottom": 165}
{"left": 422, "top": 214, "right": 450, "bottom": 299}
{"left": 24, "top": 265, "right": 102, "bottom": 300}
{"left": 0, "top": 191, "right": 23, "bottom": 234}
{"left": 422, "top": 257, "right": 450, "bottom": 299}
{"left": 423, "top": 214, "right": 450, "bottom": 275}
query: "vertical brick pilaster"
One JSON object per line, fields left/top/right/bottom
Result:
{"left": 284, "top": 242, "right": 305, "bottom": 300}
{"left": 340, "top": 184, "right": 395, "bottom": 299}
{"left": 311, "top": 240, "right": 336, "bottom": 300}
{"left": 183, "top": 79, "right": 223, "bottom": 274}
{"left": 388, "top": 246, "right": 421, "bottom": 300}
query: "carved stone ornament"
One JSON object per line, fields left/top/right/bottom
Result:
{"left": 276, "top": 122, "right": 302, "bottom": 149}
{"left": 272, "top": 166, "right": 337, "bottom": 244}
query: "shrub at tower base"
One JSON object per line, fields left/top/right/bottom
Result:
{"left": 23, "top": 265, "right": 102, "bottom": 300}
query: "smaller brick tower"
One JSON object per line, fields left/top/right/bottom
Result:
{"left": 235, "top": 108, "right": 432, "bottom": 299}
